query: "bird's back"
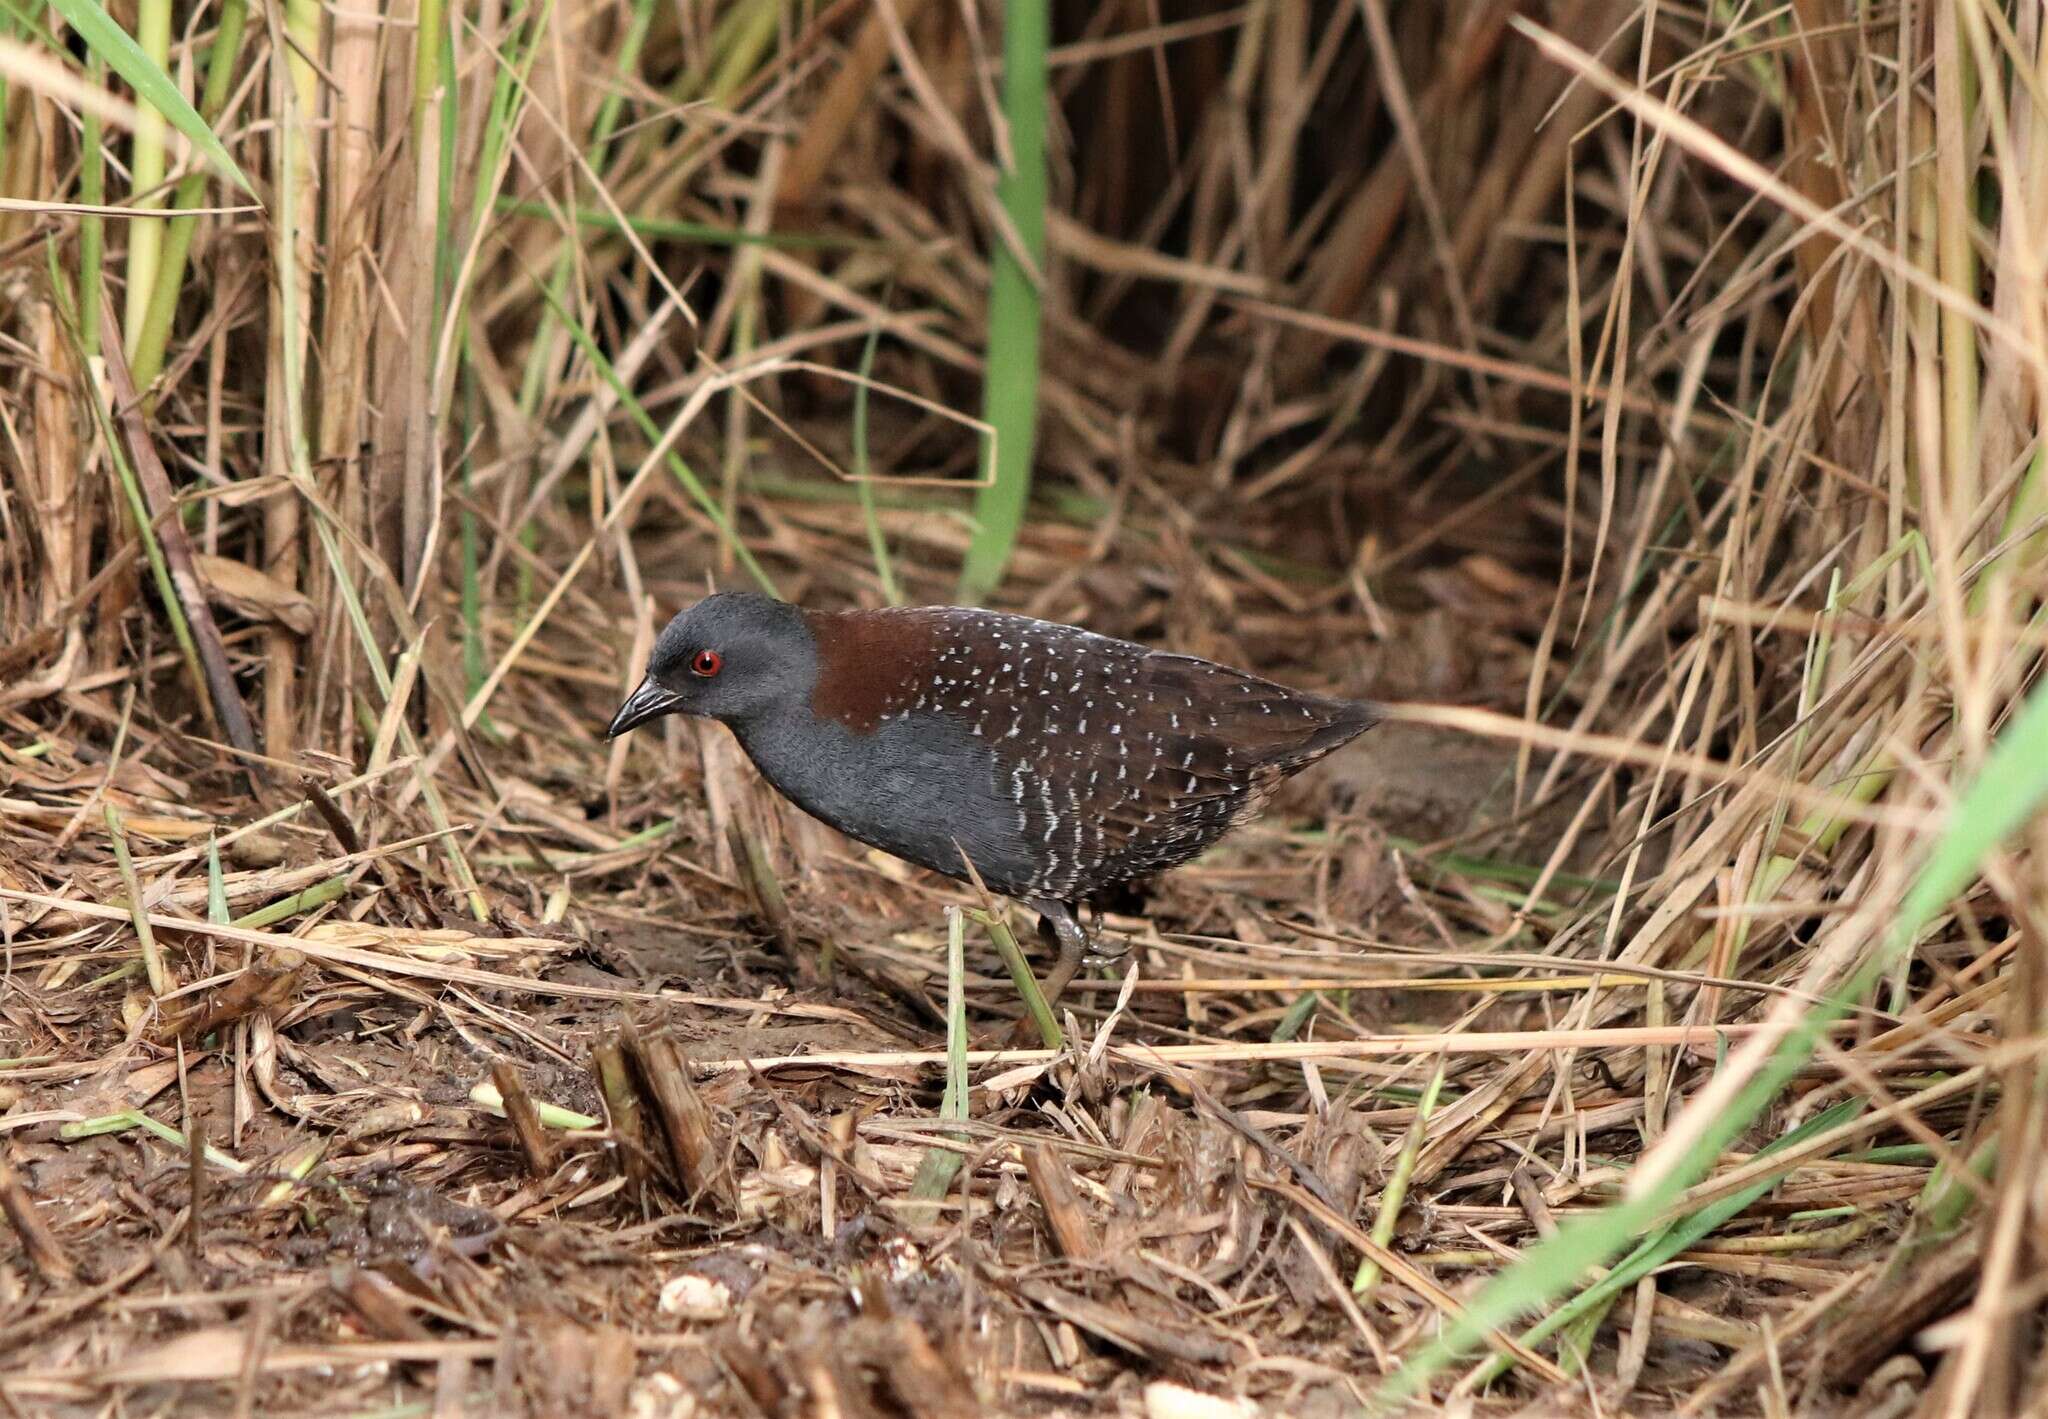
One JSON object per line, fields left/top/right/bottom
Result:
{"left": 770, "top": 606, "right": 1378, "bottom": 901}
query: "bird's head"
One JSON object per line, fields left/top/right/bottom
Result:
{"left": 605, "top": 592, "right": 816, "bottom": 737}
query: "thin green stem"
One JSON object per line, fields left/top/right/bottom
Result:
{"left": 853, "top": 311, "right": 902, "bottom": 604}
{"left": 79, "top": 52, "right": 105, "bottom": 360}
{"left": 120, "top": 0, "right": 170, "bottom": 357}
{"left": 131, "top": 0, "right": 249, "bottom": 390}
{"left": 958, "top": 0, "right": 1049, "bottom": 603}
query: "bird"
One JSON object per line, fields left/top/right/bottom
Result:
{"left": 606, "top": 591, "right": 1382, "bottom": 1005}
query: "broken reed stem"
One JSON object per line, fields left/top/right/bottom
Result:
{"left": 1023, "top": 1142, "right": 1096, "bottom": 1260}
{"left": 78, "top": 53, "right": 105, "bottom": 363}
{"left": 490, "top": 1062, "right": 554, "bottom": 1176}
{"left": 96, "top": 301, "right": 262, "bottom": 761}
{"left": 262, "top": 0, "right": 321, "bottom": 761}
{"left": 106, "top": 803, "right": 169, "bottom": 996}
{"left": 622, "top": 1025, "right": 725, "bottom": 1204}
{"left": 592, "top": 1040, "right": 650, "bottom": 1196}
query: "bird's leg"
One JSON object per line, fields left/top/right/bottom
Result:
{"left": 1030, "top": 899, "right": 1090, "bottom": 1013}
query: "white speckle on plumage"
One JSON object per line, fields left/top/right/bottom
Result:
{"left": 1069, "top": 798, "right": 1083, "bottom": 880}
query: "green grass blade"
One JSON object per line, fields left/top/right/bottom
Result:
{"left": 1355, "top": 1063, "right": 1447, "bottom": 1296}
{"left": 49, "top": 0, "right": 251, "bottom": 192}
{"left": 459, "top": 357, "right": 490, "bottom": 714}
{"left": 1464, "top": 1100, "right": 1863, "bottom": 1390}
{"left": 1269, "top": 989, "right": 1319, "bottom": 1042}
{"left": 1372, "top": 673, "right": 2048, "bottom": 1407}
{"left": 977, "top": 908, "right": 1062, "bottom": 1050}
{"left": 957, "top": 0, "right": 1048, "bottom": 604}
{"left": 232, "top": 875, "right": 348, "bottom": 929}
{"left": 427, "top": 0, "right": 456, "bottom": 331}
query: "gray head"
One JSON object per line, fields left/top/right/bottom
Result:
{"left": 605, "top": 592, "right": 817, "bottom": 737}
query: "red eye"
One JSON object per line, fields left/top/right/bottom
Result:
{"left": 690, "top": 649, "right": 722, "bottom": 678}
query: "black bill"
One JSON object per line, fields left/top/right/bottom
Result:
{"left": 606, "top": 677, "right": 685, "bottom": 738}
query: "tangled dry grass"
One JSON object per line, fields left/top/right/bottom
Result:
{"left": 2, "top": 1, "right": 2046, "bottom": 1415}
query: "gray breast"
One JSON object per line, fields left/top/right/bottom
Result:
{"left": 734, "top": 707, "right": 1041, "bottom": 897}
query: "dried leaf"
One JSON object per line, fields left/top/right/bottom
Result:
{"left": 193, "top": 553, "right": 316, "bottom": 635}
{"left": 103, "top": 1325, "right": 249, "bottom": 1384}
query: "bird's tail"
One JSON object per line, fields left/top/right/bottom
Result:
{"left": 1298, "top": 696, "right": 1386, "bottom": 760}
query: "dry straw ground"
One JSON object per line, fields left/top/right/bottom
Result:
{"left": 1, "top": 1, "right": 2045, "bottom": 1415}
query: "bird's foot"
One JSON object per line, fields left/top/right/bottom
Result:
{"left": 1081, "top": 931, "right": 1129, "bottom": 970}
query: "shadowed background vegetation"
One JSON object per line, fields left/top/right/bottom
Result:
{"left": 2, "top": 2, "right": 2047, "bottom": 1415}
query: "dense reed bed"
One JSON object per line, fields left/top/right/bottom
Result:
{"left": 1, "top": 2, "right": 2045, "bottom": 1414}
